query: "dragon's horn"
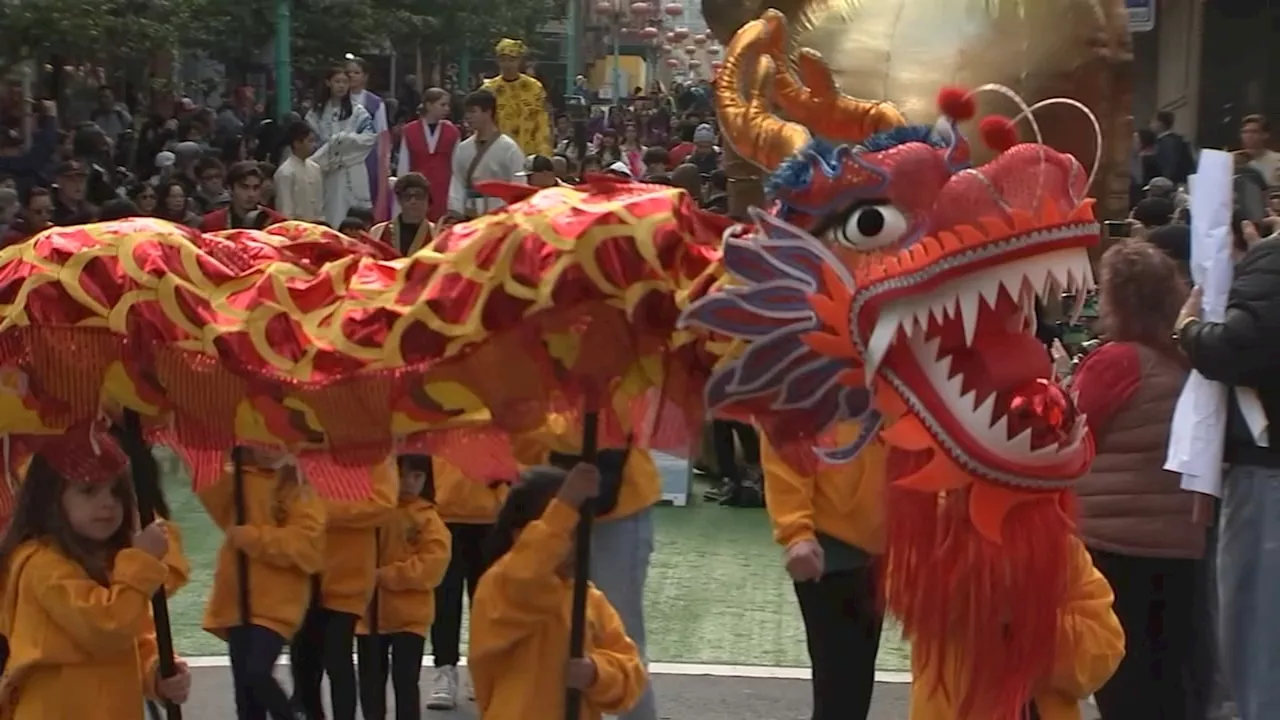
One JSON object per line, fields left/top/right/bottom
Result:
{"left": 714, "top": 10, "right": 811, "bottom": 171}
{"left": 757, "top": 12, "right": 907, "bottom": 143}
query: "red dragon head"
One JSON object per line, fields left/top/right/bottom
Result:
{"left": 680, "top": 10, "right": 1103, "bottom": 719}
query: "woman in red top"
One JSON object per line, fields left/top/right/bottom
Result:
{"left": 1070, "top": 240, "right": 1207, "bottom": 720}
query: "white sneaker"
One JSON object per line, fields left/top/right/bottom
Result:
{"left": 426, "top": 665, "right": 458, "bottom": 710}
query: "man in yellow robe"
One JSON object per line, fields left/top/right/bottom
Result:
{"left": 479, "top": 38, "right": 552, "bottom": 157}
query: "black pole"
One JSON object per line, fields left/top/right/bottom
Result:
{"left": 564, "top": 410, "right": 599, "bottom": 720}
{"left": 121, "top": 410, "right": 182, "bottom": 720}
{"left": 370, "top": 532, "right": 381, "bottom": 636}
{"left": 230, "top": 447, "right": 251, "bottom": 628}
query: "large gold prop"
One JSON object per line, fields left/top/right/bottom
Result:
{"left": 701, "top": 0, "right": 1134, "bottom": 218}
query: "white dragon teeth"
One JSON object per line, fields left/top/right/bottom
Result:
{"left": 871, "top": 245, "right": 1094, "bottom": 463}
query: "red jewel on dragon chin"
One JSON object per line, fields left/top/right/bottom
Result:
{"left": 1007, "top": 378, "right": 1076, "bottom": 449}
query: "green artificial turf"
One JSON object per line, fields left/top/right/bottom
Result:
{"left": 157, "top": 449, "right": 910, "bottom": 669}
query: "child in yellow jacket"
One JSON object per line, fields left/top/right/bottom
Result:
{"left": 469, "top": 463, "right": 648, "bottom": 720}
{"left": 289, "top": 457, "right": 396, "bottom": 720}
{"left": 427, "top": 455, "right": 506, "bottom": 709}
{"left": 0, "top": 425, "right": 191, "bottom": 719}
{"left": 355, "top": 454, "right": 452, "bottom": 720}
{"left": 199, "top": 447, "right": 325, "bottom": 720}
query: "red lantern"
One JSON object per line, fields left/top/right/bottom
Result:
{"left": 693, "top": 33, "right": 708, "bottom": 45}
{"left": 664, "top": 31, "right": 676, "bottom": 42}
{"left": 665, "top": 57, "right": 680, "bottom": 68}
{"left": 660, "top": 42, "right": 671, "bottom": 52}
{"left": 663, "top": 1, "right": 683, "bottom": 16}
{"left": 629, "top": 1, "right": 652, "bottom": 14}
{"left": 640, "top": 26, "right": 659, "bottom": 39}
{"left": 672, "top": 26, "right": 689, "bottom": 41}
{"left": 595, "top": 0, "right": 614, "bottom": 12}
{"left": 683, "top": 44, "right": 697, "bottom": 56}
{"left": 706, "top": 44, "right": 720, "bottom": 56}
{"left": 688, "top": 59, "right": 702, "bottom": 68}
{"left": 711, "top": 60, "right": 724, "bottom": 70}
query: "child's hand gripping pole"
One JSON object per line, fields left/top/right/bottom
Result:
{"left": 564, "top": 410, "right": 599, "bottom": 720}
{"left": 121, "top": 410, "right": 183, "bottom": 720}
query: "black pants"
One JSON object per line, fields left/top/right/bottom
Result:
{"left": 290, "top": 601, "right": 360, "bottom": 720}
{"left": 794, "top": 567, "right": 883, "bottom": 720}
{"left": 227, "top": 624, "right": 294, "bottom": 720}
{"left": 431, "top": 523, "right": 489, "bottom": 667}
{"left": 1090, "top": 548, "right": 1204, "bottom": 720}
{"left": 710, "top": 420, "right": 760, "bottom": 482}
{"left": 356, "top": 632, "right": 426, "bottom": 720}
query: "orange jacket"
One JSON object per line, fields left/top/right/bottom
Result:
{"left": 760, "top": 422, "right": 886, "bottom": 554}
{"left": 907, "top": 537, "right": 1125, "bottom": 720}
{"left": 0, "top": 541, "right": 168, "bottom": 719}
{"left": 357, "top": 497, "right": 452, "bottom": 637}
{"left": 433, "top": 457, "right": 507, "bottom": 525}
{"left": 514, "top": 413, "right": 662, "bottom": 522}
{"left": 199, "top": 464, "right": 326, "bottom": 639}
{"left": 469, "top": 499, "right": 648, "bottom": 720}
{"left": 318, "top": 459, "right": 398, "bottom": 616}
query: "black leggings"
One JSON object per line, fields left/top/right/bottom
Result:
{"left": 356, "top": 632, "right": 426, "bottom": 720}
{"left": 431, "top": 523, "right": 489, "bottom": 667}
{"left": 227, "top": 624, "right": 294, "bottom": 720}
{"left": 289, "top": 602, "right": 359, "bottom": 720}
{"left": 794, "top": 567, "right": 883, "bottom": 720}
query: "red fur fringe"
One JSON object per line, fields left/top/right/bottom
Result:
{"left": 883, "top": 479, "right": 1072, "bottom": 720}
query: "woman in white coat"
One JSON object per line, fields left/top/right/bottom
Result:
{"left": 305, "top": 66, "right": 377, "bottom": 228}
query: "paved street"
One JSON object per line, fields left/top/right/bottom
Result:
{"left": 180, "top": 665, "right": 1100, "bottom": 719}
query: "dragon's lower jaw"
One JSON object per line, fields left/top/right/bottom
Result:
{"left": 870, "top": 245, "right": 1095, "bottom": 487}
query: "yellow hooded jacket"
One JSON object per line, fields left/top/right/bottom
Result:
{"left": 760, "top": 422, "right": 886, "bottom": 556}
{"left": 317, "top": 460, "right": 399, "bottom": 616}
{"left": 469, "top": 499, "right": 648, "bottom": 720}
{"left": 357, "top": 497, "right": 452, "bottom": 637}
{"left": 0, "top": 541, "right": 167, "bottom": 719}
{"left": 432, "top": 457, "right": 508, "bottom": 525}
{"left": 199, "top": 464, "right": 326, "bottom": 640}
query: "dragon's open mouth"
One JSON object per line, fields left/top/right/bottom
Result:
{"left": 863, "top": 227, "right": 1095, "bottom": 485}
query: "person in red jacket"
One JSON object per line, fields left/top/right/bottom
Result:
{"left": 396, "top": 88, "right": 458, "bottom": 223}
{"left": 200, "top": 161, "right": 284, "bottom": 231}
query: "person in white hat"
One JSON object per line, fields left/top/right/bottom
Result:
{"left": 605, "top": 160, "right": 633, "bottom": 180}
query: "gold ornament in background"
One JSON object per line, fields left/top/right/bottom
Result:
{"left": 701, "top": 0, "right": 1134, "bottom": 219}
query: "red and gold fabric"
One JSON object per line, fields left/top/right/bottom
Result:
{"left": 0, "top": 188, "right": 728, "bottom": 498}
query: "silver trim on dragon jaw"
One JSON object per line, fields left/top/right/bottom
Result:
{"left": 850, "top": 220, "right": 1099, "bottom": 489}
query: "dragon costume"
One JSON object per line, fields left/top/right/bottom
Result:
{"left": 0, "top": 12, "right": 1121, "bottom": 716}
{"left": 676, "top": 11, "right": 1121, "bottom": 720}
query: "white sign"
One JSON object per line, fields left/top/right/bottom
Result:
{"left": 1127, "top": 0, "right": 1156, "bottom": 32}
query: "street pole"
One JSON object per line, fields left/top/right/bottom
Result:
{"left": 564, "top": 0, "right": 579, "bottom": 93}
{"left": 611, "top": 11, "right": 621, "bottom": 101}
{"left": 275, "top": 0, "right": 292, "bottom": 118}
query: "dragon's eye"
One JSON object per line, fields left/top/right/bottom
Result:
{"left": 834, "top": 204, "right": 908, "bottom": 250}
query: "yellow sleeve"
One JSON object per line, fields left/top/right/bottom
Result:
{"left": 470, "top": 499, "right": 579, "bottom": 657}
{"left": 29, "top": 548, "right": 166, "bottom": 654}
{"left": 235, "top": 484, "right": 327, "bottom": 574}
{"left": 324, "top": 459, "right": 398, "bottom": 529}
{"left": 585, "top": 590, "right": 648, "bottom": 715}
{"left": 381, "top": 503, "right": 453, "bottom": 592}
{"left": 137, "top": 620, "right": 161, "bottom": 699}
{"left": 759, "top": 430, "right": 817, "bottom": 549}
{"left": 161, "top": 522, "right": 190, "bottom": 598}
{"left": 1044, "top": 538, "right": 1125, "bottom": 698}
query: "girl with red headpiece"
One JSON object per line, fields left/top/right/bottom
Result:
{"left": 0, "top": 425, "right": 192, "bottom": 718}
